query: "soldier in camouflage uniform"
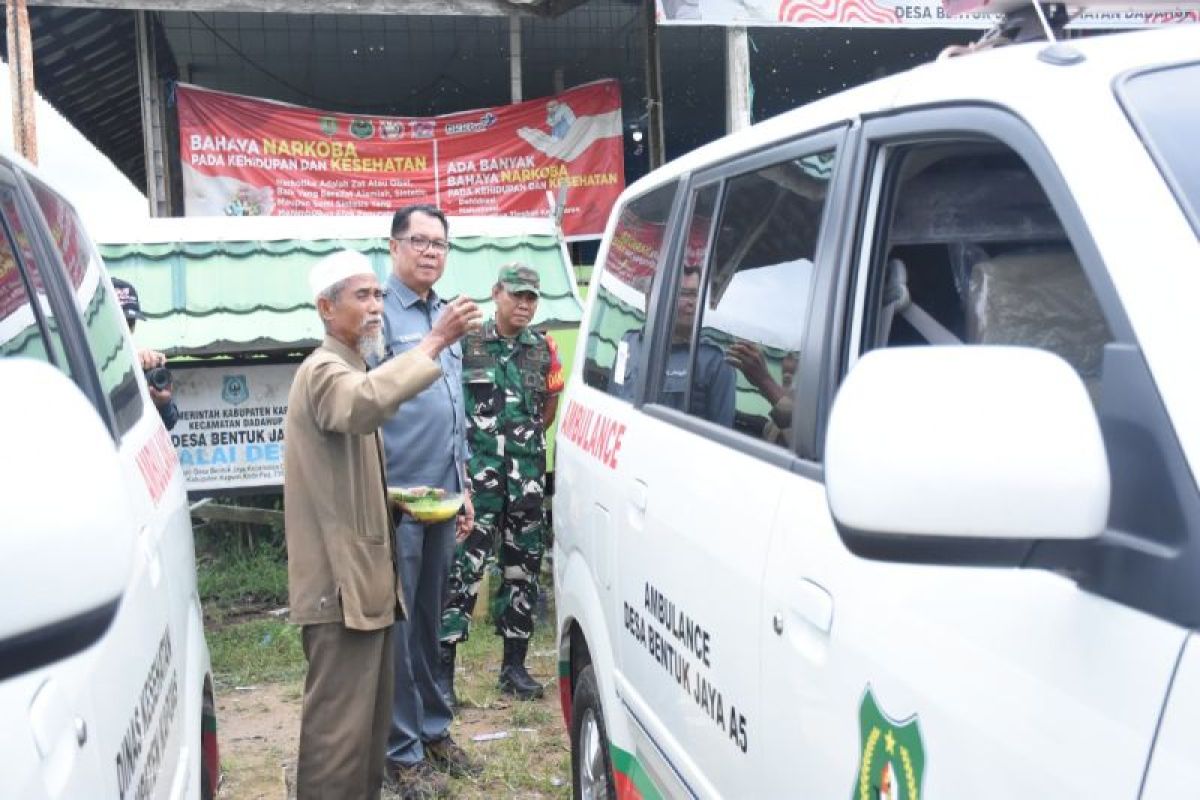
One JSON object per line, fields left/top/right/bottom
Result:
{"left": 438, "top": 263, "right": 564, "bottom": 702}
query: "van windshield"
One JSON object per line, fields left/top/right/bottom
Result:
{"left": 1119, "top": 61, "right": 1200, "bottom": 238}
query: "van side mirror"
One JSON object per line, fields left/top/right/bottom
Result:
{"left": 825, "top": 346, "right": 1110, "bottom": 565}
{"left": 0, "top": 359, "right": 133, "bottom": 668}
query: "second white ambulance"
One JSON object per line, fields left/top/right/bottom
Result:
{"left": 553, "top": 14, "right": 1200, "bottom": 800}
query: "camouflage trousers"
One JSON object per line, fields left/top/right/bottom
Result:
{"left": 439, "top": 455, "right": 546, "bottom": 643}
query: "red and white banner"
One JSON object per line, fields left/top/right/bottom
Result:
{"left": 655, "top": 0, "right": 1199, "bottom": 27}
{"left": 178, "top": 80, "right": 625, "bottom": 239}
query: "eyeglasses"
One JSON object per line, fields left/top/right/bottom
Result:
{"left": 393, "top": 235, "right": 450, "bottom": 254}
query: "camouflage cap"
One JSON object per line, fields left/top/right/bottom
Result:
{"left": 498, "top": 263, "right": 540, "bottom": 294}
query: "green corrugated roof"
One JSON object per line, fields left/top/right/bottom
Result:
{"left": 100, "top": 233, "right": 582, "bottom": 357}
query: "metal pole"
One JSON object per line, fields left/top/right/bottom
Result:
{"left": 6, "top": 0, "right": 37, "bottom": 163}
{"left": 509, "top": 16, "right": 522, "bottom": 103}
{"left": 643, "top": 0, "right": 665, "bottom": 169}
{"left": 726, "top": 26, "right": 752, "bottom": 133}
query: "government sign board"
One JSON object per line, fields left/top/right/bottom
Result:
{"left": 177, "top": 80, "right": 625, "bottom": 239}
{"left": 169, "top": 363, "right": 297, "bottom": 492}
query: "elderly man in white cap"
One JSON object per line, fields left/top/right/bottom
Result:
{"left": 283, "top": 249, "right": 481, "bottom": 799}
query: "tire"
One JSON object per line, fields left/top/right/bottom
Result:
{"left": 571, "top": 665, "right": 616, "bottom": 800}
{"left": 200, "top": 764, "right": 214, "bottom": 800}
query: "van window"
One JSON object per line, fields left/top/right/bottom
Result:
{"left": 1119, "top": 62, "right": 1200, "bottom": 236}
{"left": 861, "top": 142, "right": 1111, "bottom": 406}
{"left": 0, "top": 206, "right": 58, "bottom": 368}
{"left": 584, "top": 181, "right": 678, "bottom": 396}
{"left": 26, "top": 175, "right": 144, "bottom": 436}
{"left": 658, "top": 151, "right": 835, "bottom": 448}
{"left": 0, "top": 191, "right": 71, "bottom": 372}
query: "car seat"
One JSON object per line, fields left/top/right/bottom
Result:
{"left": 966, "top": 248, "right": 1111, "bottom": 398}
{"left": 877, "top": 257, "right": 963, "bottom": 347}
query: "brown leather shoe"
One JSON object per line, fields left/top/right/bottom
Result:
{"left": 425, "top": 735, "right": 482, "bottom": 778}
{"left": 385, "top": 759, "right": 450, "bottom": 800}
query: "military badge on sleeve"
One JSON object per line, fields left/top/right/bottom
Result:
{"left": 851, "top": 687, "right": 925, "bottom": 800}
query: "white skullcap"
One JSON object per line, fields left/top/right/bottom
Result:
{"left": 309, "top": 249, "right": 376, "bottom": 298}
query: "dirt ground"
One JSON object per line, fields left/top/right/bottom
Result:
{"left": 214, "top": 638, "right": 570, "bottom": 799}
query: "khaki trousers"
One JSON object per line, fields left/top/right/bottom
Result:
{"left": 297, "top": 623, "right": 393, "bottom": 800}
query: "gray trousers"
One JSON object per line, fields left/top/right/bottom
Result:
{"left": 297, "top": 622, "right": 393, "bottom": 800}
{"left": 387, "top": 513, "right": 457, "bottom": 765}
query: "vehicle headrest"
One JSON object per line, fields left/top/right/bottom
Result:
{"left": 967, "top": 249, "right": 1110, "bottom": 380}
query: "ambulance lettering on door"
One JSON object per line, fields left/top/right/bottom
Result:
{"left": 115, "top": 629, "right": 179, "bottom": 800}
{"left": 624, "top": 582, "right": 750, "bottom": 753}
{"left": 558, "top": 399, "right": 626, "bottom": 469}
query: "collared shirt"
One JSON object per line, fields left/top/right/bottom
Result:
{"left": 283, "top": 335, "right": 440, "bottom": 628}
{"left": 376, "top": 273, "right": 467, "bottom": 492}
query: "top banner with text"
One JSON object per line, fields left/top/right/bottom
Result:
{"left": 178, "top": 80, "right": 625, "bottom": 239}
{"left": 655, "top": 0, "right": 1198, "bottom": 27}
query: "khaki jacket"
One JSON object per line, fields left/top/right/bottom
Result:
{"left": 284, "top": 335, "right": 441, "bottom": 630}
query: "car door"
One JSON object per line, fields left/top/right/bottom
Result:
{"left": 762, "top": 107, "right": 1191, "bottom": 797}
{"left": 558, "top": 177, "right": 687, "bottom": 794}
{"left": 0, "top": 161, "right": 144, "bottom": 798}
{"left": 16, "top": 168, "right": 193, "bottom": 799}
{"left": 606, "top": 129, "right": 849, "bottom": 797}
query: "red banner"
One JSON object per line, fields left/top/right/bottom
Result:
{"left": 604, "top": 209, "right": 712, "bottom": 295}
{"left": 177, "top": 80, "right": 625, "bottom": 238}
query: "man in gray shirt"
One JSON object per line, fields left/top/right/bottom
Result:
{"left": 611, "top": 266, "right": 736, "bottom": 426}
{"left": 378, "top": 204, "right": 480, "bottom": 797}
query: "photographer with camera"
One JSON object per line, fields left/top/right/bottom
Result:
{"left": 112, "top": 277, "right": 179, "bottom": 431}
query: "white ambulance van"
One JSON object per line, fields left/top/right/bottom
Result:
{"left": 552, "top": 17, "right": 1200, "bottom": 800}
{"left": 0, "top": 153, "right": 219, "bottom": 799}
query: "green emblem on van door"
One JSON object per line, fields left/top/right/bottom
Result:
{"left": 851, "top": 687, "right": 925, "bottom": 800}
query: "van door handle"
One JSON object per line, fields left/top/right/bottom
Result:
{"left": 791, "top": 577, "right": 834, "bottom": 635}
{"left": 29, "top": 679, "right": 84, "bottom": 794}
{"left": 631, "top": 479, "right": 648, "bottom": 514}
{"left": 140, "top": 526, "right": 162, "bottom": 587}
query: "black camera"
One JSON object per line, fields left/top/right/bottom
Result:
{"left": 145, "top": 365, "right": 172, "bottom": 391}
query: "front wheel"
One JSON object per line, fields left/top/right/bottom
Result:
{"left": 571, "top": 665, "right": 615, "bottom": 800}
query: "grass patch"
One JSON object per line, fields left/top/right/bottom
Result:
{"left": 201, "top": 520, "right": 573, "bottom": 796}
{"left": 208, "top": 617, "right": 305, "bottom": 688}
{"left": 442, "top": 585, "right": 570, "bottom": 799}
{"left": 197, "top": 536, "right": 288, "bottom": 619}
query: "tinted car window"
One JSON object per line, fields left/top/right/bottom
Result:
{"left": 584, "top": 181, "right": 678, "bottom": 396}
{"left": 1119, "top": 62, "right": 1200, "bottom": 237}
{"left": 25, "top": 175, "right": 143, "bottom": 436}
{"left": 0, "top": 206, "right": 56, "bottom": 366}
{"left": 0, "top": 190, "right": 71, "bottom": 372}
{"left": 659, "top": 151, "right": 834, "bottom": 448}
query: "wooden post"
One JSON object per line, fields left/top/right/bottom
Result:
{"left": 726, "top": 26, "right": 752, "bottom": 133}
{"left": 643, "top": 0, "right": 665, "bottom": 169}
{"left": 136, "top": 10, "right": 172, "bottom": 217}
{"left": 6, "top": 0, "right": 37, "bottom": 163}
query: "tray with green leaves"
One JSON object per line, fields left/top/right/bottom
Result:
{"left": 387, "top": 486, "right": 464, "bottom": 523}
